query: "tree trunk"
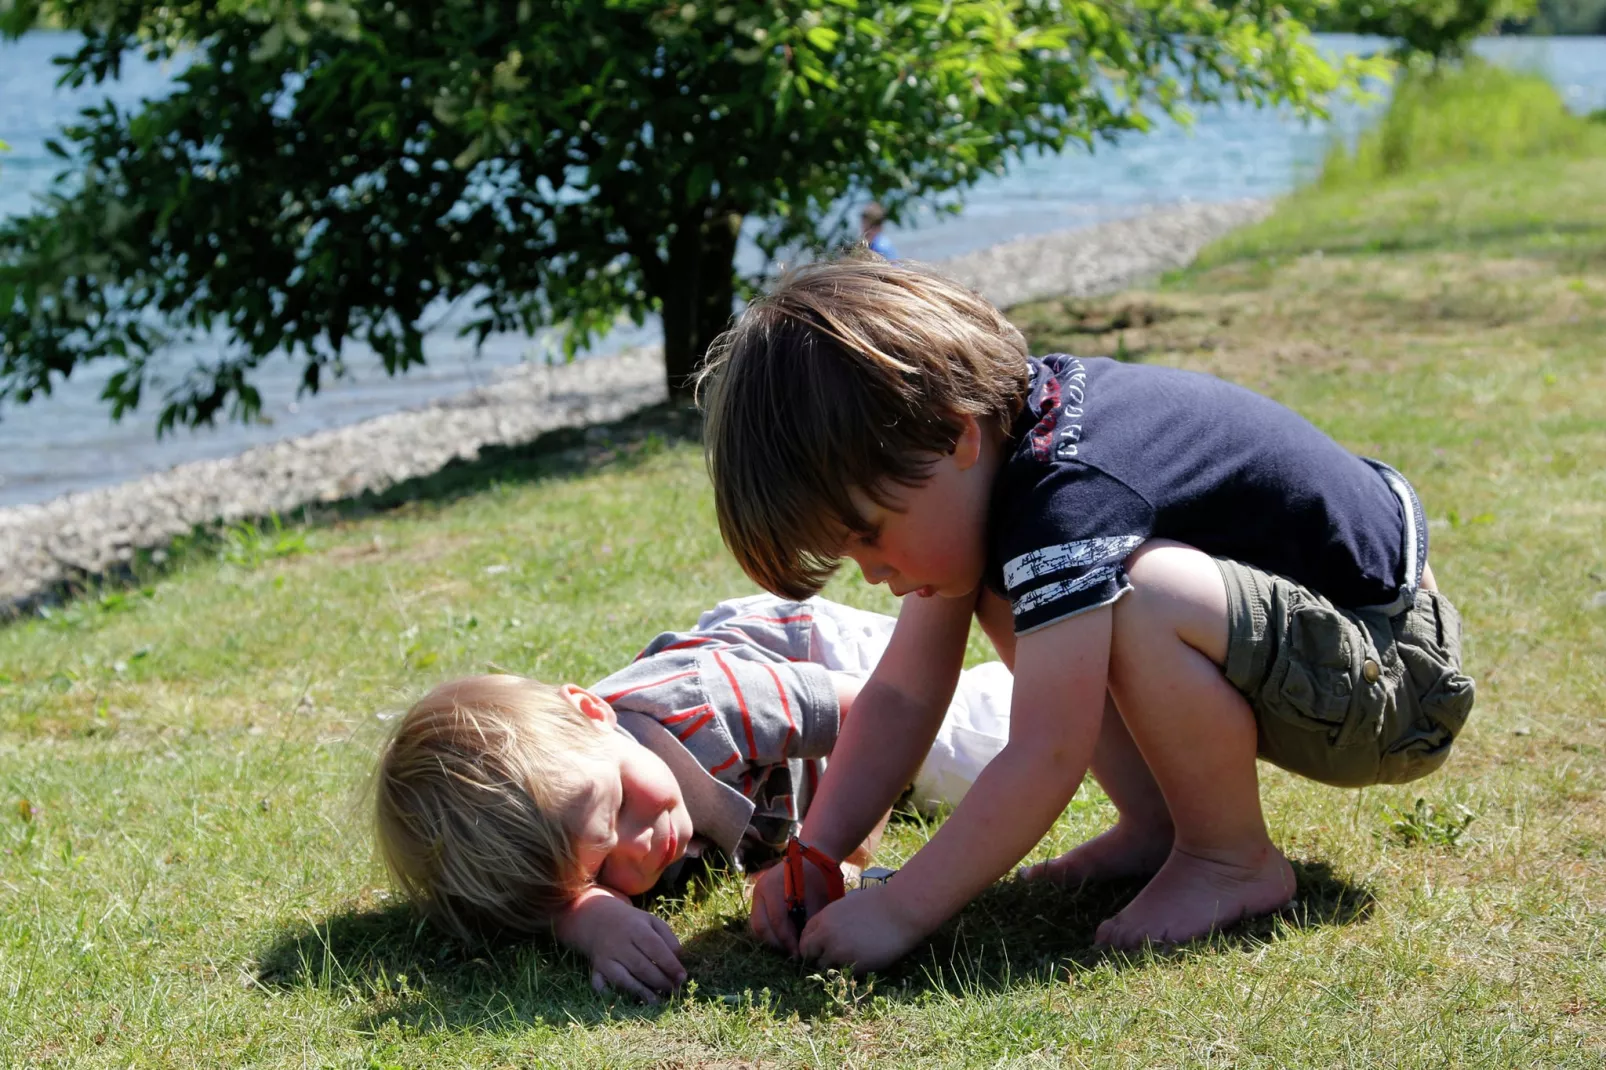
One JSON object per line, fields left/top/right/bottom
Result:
{"left": 659, "top": 209, "right": 742, "bottom": 398}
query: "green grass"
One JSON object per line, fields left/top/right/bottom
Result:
{"left": 5, "top": 87, "right": 1606, "bottom": 1067}
{"left": 1319, "top": 61, "right": 1606, "bottom": 190}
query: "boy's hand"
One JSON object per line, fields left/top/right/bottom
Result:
{"left": 554, "top": 890, "right": 686, "bottom": 1003}
{"left": 799, "top": 884, "right": 925, "bottom": 974}
{"left": 749, "top": 857, "right": 836, "bottom": 956}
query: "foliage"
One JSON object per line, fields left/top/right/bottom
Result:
{"left": 0, "top": 0, "right": 1365, "bottom": 429}
{"left": 1309, "top": 0, "right": 1537, "bottom": 59}
{"left": 1319, "top": 60, "right": 1604, "bottom": 186}
{"left": 1384, "top": 798, "right": 1477, "bottom": 848}
{"left": 219, "top": 512, "right": 308, "bottom": 570}
{"left": 1516, "top": 0, "right": 1606, "bottom": 32}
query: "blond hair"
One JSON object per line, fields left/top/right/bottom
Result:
{"left": 373, "top": 674, "right": 613, "bottom": 940}
{"left": 698, "top": 256, "right": 1030, "bottom": 599}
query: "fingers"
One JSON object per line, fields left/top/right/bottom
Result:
{"left": 589, "top": 924, "right": 687, "bottom": 1004}
{"left": 758, "top": 886, "right": 800, "bottom": 956}
{"left": 593, "top": 964, "right": 659, "bottom": 1005}
{"left": 798, "top": 915, "right": 842, "bottom": 969}
{"left": 749, "top": 873, "right": 799, "bottom": 956}
{"left": 637, "top": 927, "right": 687, "bottom": 988}
{"left": 628, "top": 932, "right": 684, "bottom": 992}
{"left": 593, "top": 945, "right": 678, "bottom": 1004}
{"left": 650, "top": 915, "right": 684, "bottom": 961}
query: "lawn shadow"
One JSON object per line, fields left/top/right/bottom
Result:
{"left": 254, "top": 900, "right": 674, "bottom": 1034}
{"left": 330, "top": 398, "right": 704, "bottom": 518}
{"left": 2, "top": 399, "right": 704, "bottom": 624}
{"left": 677, "top": 855, "right": 1375, "bottom": 1019}
{"left": 260, "top": 856, "right": 1374, "bottom": 1034}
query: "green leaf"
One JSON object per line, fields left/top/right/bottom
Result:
{"left": 685, "top": 162, "right": 715, "bottom": 204}
{"left": 804, "top": 26, "right": 839, "bottom": 51}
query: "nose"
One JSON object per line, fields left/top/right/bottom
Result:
{"left": 621, "top": 824, "right": 655, "bottom": 864}
{"left": 850, "top": 551, "right": 894, "bottom": 586}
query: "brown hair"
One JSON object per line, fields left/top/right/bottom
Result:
{"left": 373, "top": 675, "right": 614, "bottom": 940}
{"left": 698, "top": 256, "right": 1030, "bottom": 599}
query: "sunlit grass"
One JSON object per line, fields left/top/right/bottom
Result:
{"left": 3, "top": 90, "right": 1605, "bottom": 1070}
{"left": 1319, "top": 60, "right": 1606, "bottom": 188}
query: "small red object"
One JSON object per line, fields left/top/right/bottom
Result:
{"left": 783, "top": 837, "right": 845, "bottom": 933}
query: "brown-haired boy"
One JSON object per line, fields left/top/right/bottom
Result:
{"left": 699, "top": 257, "right": 1475, "bottom": 971}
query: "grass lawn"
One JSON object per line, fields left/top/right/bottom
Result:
{"left": 4, "top": 118, "right": 1606, "bottom": 1069}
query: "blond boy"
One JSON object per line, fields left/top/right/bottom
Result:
{"left": 699, "top": 257, "right": 1475, "bottom": 971}
{"left": 374, "top": 595, "right": 1011, "bottom": 1000}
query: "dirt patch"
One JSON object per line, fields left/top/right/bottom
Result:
{"left": 1012, "top": 249, "right": 1606, "bottom": 385}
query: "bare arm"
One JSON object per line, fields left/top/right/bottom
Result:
{"left": 748, "top": 593, "right": 973, "bottom": 953}
{"left": 800, "top": 606, "right": 1112, "bottom": 968}
{"left": 828, "top": 671, "right": 892, "bottom": 872}
{"left": 797, "top": 592, "right": 975, "bottom": 861}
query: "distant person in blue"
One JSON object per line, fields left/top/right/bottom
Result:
{"left": 860, "top": 201, "right": 897, "bottom": 260}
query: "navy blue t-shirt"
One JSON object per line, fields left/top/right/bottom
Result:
{"left": 988, "top": 355, "right": 1411, "bottom": 635}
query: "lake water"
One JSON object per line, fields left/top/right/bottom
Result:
{"left": 2, "top": 33, "right": 1604, "bottom": 507}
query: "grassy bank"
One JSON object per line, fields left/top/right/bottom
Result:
{"left": 3, "top": 71, "right": 1605, "bottom": 1067}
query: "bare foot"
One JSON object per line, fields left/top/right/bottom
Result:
{"left": 1017, "top": 821, "right": 1174, "bottom": 889}
{"left": 1094, "top": 844, "right": 1295, "bottom": 949}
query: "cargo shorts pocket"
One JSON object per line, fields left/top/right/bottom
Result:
{"left": 1254, "top": 597, "right": 1385, "bottom": 787}
{"left": 1377, "top": 591, "right": 1476, "bottom": 784}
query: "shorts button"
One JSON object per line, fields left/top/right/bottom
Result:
{"left": 1361, "top": 658, "right": 1381, "bottom": 683}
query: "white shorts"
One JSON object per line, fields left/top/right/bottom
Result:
{"left": 807, "top": 598, "right": 1011, "bottom": 814}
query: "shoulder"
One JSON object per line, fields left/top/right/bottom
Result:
{"left": 992, "top": 356, "right": 1154, "bottom": 526}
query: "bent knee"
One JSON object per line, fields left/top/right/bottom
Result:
{"left": 1115, "top": 540, "right": 1230, "bottom": 662}
{"left": 1121, "top": 540, "right": 1223, "bottom": 606}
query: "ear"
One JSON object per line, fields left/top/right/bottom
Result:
{"left": 952, "top": 414, "right": 984, "bottom": 471}
{"left": 561, "top": 684, "right": 618, "bottom": 728}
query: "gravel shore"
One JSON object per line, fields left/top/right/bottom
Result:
{"left": 0, "top": 198, "right": 1270, "bottom": 610}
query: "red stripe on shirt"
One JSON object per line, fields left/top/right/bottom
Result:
{"left": 660, "top": 704, "right": 711, "bottom": 727}
{"left": 709, "top": 752, "right": 740, "bottom": 776}
{"left": 602, "top": 668, "right": 698, "bottom": 705}
{"left": 658, "top": 637, "right": 719, "bottom": 653}
{"left": 729, "top": 613, "right": 813, "bottom": 626}
{"left": 760, "top": 662, "right": 798, "bottom": 755}
{"left": 713, "top": 650, "right": 758, "bottom": 762}
{"left": 674, "top": 711, "right": 715, "bottom": 743}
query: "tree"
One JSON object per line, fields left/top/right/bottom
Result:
{"left": 1516, "top": 0, "right": 1606, "bottom": 33}
{"left": 1309, "top": 0, "right": 1537, "bottom": 60}
{"left": 1, "top": 0, "right": 1363, "bottom": 430}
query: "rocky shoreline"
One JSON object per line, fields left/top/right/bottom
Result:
{"left": 0, "top": 198, "right": 1270, "bottom": 611}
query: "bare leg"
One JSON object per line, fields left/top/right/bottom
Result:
{"left": 1017, "top": 695, "right": 1174, "bottom": 886}
{"left": 1096, "top": 541, "right": 1295, "bottom": 949}
{"left": 981, "top": 586, "right": 1175, "bottom": 887}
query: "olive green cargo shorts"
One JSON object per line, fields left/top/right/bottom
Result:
{"left": 1216, "top": 559, "right": 1476, "bottom": 788}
